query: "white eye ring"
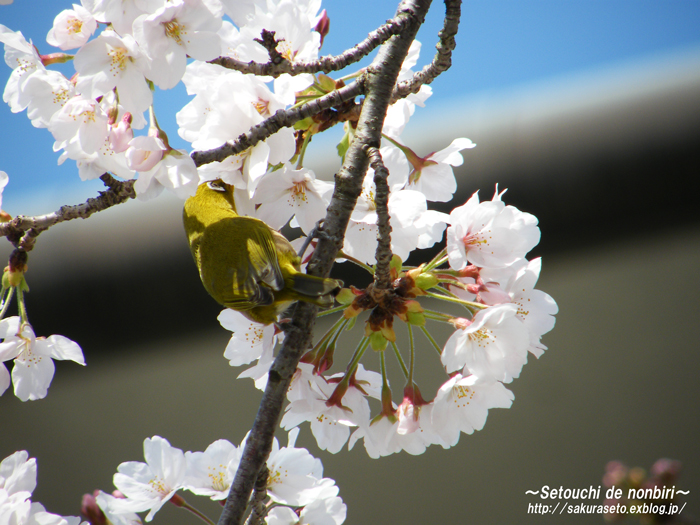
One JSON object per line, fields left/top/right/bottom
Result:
{"left": 207, "top": 180, "right": 226, "bottom": 192}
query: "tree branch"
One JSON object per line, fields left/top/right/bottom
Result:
{"left": 366, "top": 146, "right": 393, "bottom": 289}
{"left": 209, "top": 13, "right": 413, "bottom": 78}
{"left": 0, "top": 173, "right": 136, "bottom": 251}
{"left": 216, "top": 2, "right": 433, "bottom": 525}
{"left": 391, "top": 0, "right": 461, "bottom": 102}
{"left": 191, "top": 80, "right": 366, "bottom": 167}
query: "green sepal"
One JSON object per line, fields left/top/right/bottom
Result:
{"left": 337, "top": 129, "right": 351, "bottom": 160}
{"left": 368, "top": 330, "right": 388, "bottom": 351}
{"left": 406, "top": 310, "right": 426, "bottom": 326}
{"left": 345, "top": 315, "right": 357, "bottom": 331}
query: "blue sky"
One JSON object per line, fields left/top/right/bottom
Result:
{"left": 1, "top": 0, "right": 699, "bottom": 214}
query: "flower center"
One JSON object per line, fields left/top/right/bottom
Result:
{"left": 163, "top": 20, "right": 185, "bottom": 46}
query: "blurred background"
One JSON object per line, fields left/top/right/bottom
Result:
{"left": 1, "top": 1, "right": 699, "bottom": 524}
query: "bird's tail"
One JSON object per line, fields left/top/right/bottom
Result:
{"left": 289, "top": 273, "right": 342, "bottom": 308}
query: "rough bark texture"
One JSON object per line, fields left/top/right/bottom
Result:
{"left": 215, "top": 2, "right": 433, "bottom": 525}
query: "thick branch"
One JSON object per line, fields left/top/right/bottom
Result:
{"left": 191, "top": 80, "right": 365, "bottom": 167}
{"left": 210, "top": 13, "right": 413, "bottom": 77}
{"left": 244, "top": 465, "right": 269, "bottom": 525}
{"left": 366, "top": 146, "right": 393, "bottom": 289}
{"left": 391, "top": 0, "right": 461, "bottom": 102}
{"left": 0, "top": 173, "right": 136, "bottom": 251}
{"left": 216, "top": 2, "right": 433, "bottom": 525}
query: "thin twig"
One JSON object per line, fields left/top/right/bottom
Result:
{"left": 210, "top": 14, "right": 414, "bottom": 77}
{"left": 0, "top": 173, "right": 136, "bottom": 251}
{"left": 192, "top": 79, "right": 366, "bottom": 167}
{"left": 391, "top": 0, "right": 461, "bottom": 102}
{"left": 366, "top": 146, "right": 393, "bottom": 290}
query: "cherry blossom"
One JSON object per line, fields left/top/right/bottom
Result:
{"left": 109, "top": 436, "right": 186, "bottom": 522}
{"left": 266, "top": 429, "right": 335, "bottom": 506}
{"left": 0, "top": 24, "right": 46, "bottom": 114}
{"left": 46, "top": 4, "right": 97, "bottom": 50}
{"left": 0, "top": 451, "right": 37, "bottom": 496}
{"left": 479, "top": 258, "right": 559, "bottom": 357}
{"left": 447, "top": 187, "right": 541, "bottom": 269}
{"left": 266, "top": 494, "right": 347, "bottom": 525}
{"left": 253, "top": 165, "right": 334, "bottom": 234}
{"left": 0, "top": 317, "right": 85, "bottom": 401}
{"left": 442, "top": 303, "right": 530, "bottom": 382}
{"left": 74, "top": 31, "right": 152, "bottom": 115}
{"left": 184, "top": 439, "right": 240, "bottom": 500}
{"left": 430, "top": 374, "right": 514, "bottom": 448}
{"left": 132, "top": 0, "right": 222, "bottom": 89}
{"left": 132, "top": 148, "right": 199, "bottom": 200}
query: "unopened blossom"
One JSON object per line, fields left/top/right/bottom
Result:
{"left": 132, "top": 148, "right": 199, "bottom": 200}
{"left": 442, "top": 303, "right": 530, "bottom": 382}
{"left": 253, "top": 165, "right": 334, "bottom": 234}
{"left": 110, "top": 436, "right": 186, "bottom": 522}
{"left": 74, "top": 31, "right": 152, "bottom": 115}
{"left": 132, "top": 0, "right": 222, "bottom": 89}
{"left": 431, "top": 374, "right": 514, "bottom": 448}
{"left": 125, "top": 135, "right": 165, "bottom": 172}
{"left": 110, "top": 114, "right": 134, "bottom": 153}
{"left": 184, "top": 439, "right": 240, "bottom": 500}
{"left": 447, "top": 187, "right": 540, "bottom": 269}
{"left": 46, "top": 4, "right": 97, "bottom": 50}
{"left": 0, "top": 317, "right": 85, "bottom": 401}
{"left": 479, "top": 258, "right": 558, "bottom": 357}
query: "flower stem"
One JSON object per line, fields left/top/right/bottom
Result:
{"left": 317, "top": 304, "right": 347, "bottom": 317}
{"left": 423, "top": 290, "right": 487, "bottom": 313}
{"left": 336, "top": 250, "right": 375, "bottom": 274}
{"left": 407, "top": 324, "right": 415, "bottom": 385}
{"left": 179, "top": 499, "right": 217, "bottom": 525}
{"left": 419, "top": 326, "right": 443, "bottom": 356}
{"left": 17, "top": 289, "right": 28, "bottom": 324}
{"left": 423, "top": 249, "right": 448, "bottom": 272}
{"left": 0, "top": 286, "right": 15, "bottom": 319}
{"left": 390, "top": 341, "right": 409, "bottom": 378}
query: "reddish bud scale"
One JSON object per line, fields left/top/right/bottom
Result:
{"left": 81, "top": 491, "right": 107, "bottom": 525}
{"left": 403, "top": 383, "right": 429, "bottom": 407}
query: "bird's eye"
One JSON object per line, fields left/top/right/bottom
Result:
{"left": 207, "top": 180, "right": 226, "bottom": 192}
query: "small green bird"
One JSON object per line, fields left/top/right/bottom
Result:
{"left": 183, "top": 179, "right": 341, "bottom": 325}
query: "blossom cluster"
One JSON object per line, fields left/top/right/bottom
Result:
{"left": 0, "top": 450, "right": 83, "bottom": 525}
{"left": 0, "top": 0, "right": 476, "bottom": 258}
{"left": 221, "top": 186, "right": 558, "bottom": 458}
{"left": 92, "top": 431, "right": 346, "bottom": 525}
